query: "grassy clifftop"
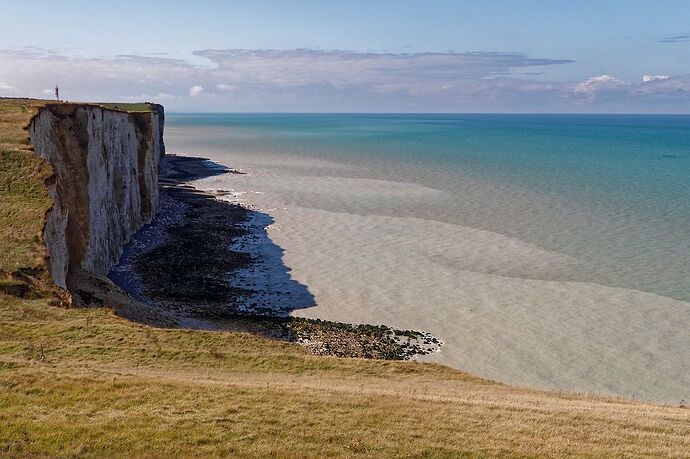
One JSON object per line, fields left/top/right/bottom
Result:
{"left": 97, "top": 102, "right": 157, "bottom": 112}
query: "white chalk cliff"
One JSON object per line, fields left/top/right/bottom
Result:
{"left": 29, "top": 103, "right": 164, "bottom": 289}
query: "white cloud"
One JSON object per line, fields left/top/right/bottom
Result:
{"left": 643, "top": 74, "right": 670, "bottom": 82}
{"left": 188, "top": 85, "right": 204, "bottom": 97}
{"left": 567, "top": 73, "right": 690, "bottom": 109}
{"left": 1, "top": 47, "right": 688, "bottom": 112}
{"left": 215, "top": 83, "right": 236, "bottom": 92}
{"left": 152, "top": 92, "right": 176, "bottom": 99}
{"left": 193, "top": 49, "right": 572, "bottom": 95}
{"left": 589, "top": 75, "right": 622, "bottom": 83}
{"left": 574, "top": 75, "right": 627, "bottom": 94}
{"left": 126, "top": 92, "right": 176, "bottom": 101}
{"left": 633, "top": 75, "right": 690, "bottom": 99}
{"left": 0, "top": 81, "right": 15, "bottom": 93}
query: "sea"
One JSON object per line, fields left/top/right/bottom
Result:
{"left": 165, "top": 113, "right": 690, "bottom": 402}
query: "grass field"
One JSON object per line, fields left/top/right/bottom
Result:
{"left": 1, "top": 294, "right": 689, "bottom": 457}
{"left": 2, "top": 98, "right": 689, "bottom": 457}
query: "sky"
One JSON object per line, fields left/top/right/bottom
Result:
{"left": 1, "top": 0, "right": 689, "bottom": 113}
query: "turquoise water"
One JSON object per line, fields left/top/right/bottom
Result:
{"left": 167, "top": 113, "right": 690, "bottom": 302}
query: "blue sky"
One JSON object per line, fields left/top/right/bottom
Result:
{"left": 1, "top": 0, "right": 689, "bottom": 112}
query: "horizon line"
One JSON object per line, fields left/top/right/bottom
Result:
{"left": 165, "top": 111, "right": 690, "bottom": 116}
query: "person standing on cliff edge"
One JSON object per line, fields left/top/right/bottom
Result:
{"left": 54, "top": 84, "right": 59, "bottom": 101}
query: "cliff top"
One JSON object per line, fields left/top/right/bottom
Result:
{"left": 97, "top": 102, "right": 157, "bottom": 112}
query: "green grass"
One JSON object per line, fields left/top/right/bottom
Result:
{"left": 96, "top": 102, "right": 156, "bottom": 112}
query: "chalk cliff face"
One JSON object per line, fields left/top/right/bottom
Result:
{"left": 29, "top": 104, "right": 164, "bottom": 290}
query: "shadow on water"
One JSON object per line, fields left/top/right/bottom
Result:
{"left": 110, "top": 155, "right": 316, "bottom": 320}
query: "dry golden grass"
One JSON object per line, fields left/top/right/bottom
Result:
{"left": 1, "top": 294, "right": 689, "bottom": 458}
{"left": 0, "top": 99, "right": 53, "bottom": 275}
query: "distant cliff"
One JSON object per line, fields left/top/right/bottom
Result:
{"left": 28, "top": 103, "right": 164, "bottom": 291}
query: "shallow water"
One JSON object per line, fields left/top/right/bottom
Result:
{"left": 166, "top": 113, "right": 690, "bottom": 402}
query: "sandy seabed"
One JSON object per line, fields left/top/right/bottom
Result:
{"left": 166, "top": 143, "right": 689, "bottom": 404}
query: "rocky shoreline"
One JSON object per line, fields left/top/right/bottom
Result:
{"left": 109, "top": 154, "right": 441, "bottom": 360}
